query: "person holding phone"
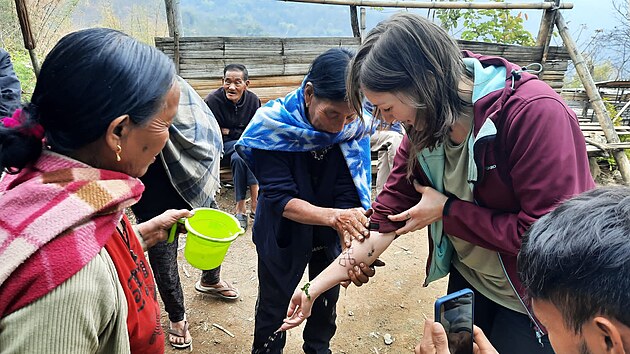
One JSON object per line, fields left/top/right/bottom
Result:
{"left": 279, "top": 12, "right": 594, "bottom": 353}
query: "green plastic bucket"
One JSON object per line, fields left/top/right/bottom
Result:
{"left": 182, "top": 208, "right": 245, "bottom": 270}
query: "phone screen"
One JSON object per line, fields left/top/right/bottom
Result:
{"left": 435, "top": 290, "right": 474, "bottom": 354}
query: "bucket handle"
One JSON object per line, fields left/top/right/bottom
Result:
{"left": 167, "top": 218, "right": 186, "bottom": 244}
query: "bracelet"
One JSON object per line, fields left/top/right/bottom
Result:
{"left": 301, "top": 282, "right": 311, "bottom": 300}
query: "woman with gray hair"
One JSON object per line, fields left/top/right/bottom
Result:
{"left": 279, "top": 12, "right": 594, "bottom": 354}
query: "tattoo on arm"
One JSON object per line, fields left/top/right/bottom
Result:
{"left": 339, "top": 247, "right": 357, "bottom": 267}
{"left": 367, "top": 248, "right": 374, "bottom": 257}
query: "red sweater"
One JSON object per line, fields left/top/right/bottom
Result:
{"left": 105, "top": 215, "right": 164, "bottom": 354}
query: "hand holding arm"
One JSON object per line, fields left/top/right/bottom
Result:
{"left": 279, "top": 230, "right": 396, "bottom": 331}
{"left": 388, "top": 181, "right": 447, "bottom": 235}
{"left": 283, "top": 199, "right": 371, "bottom": 248}
{"left": 134, "top": 209, "right": 193, "bottom": 251}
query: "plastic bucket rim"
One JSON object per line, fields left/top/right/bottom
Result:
{"left": 184, "top": 207, "right": 245, "bottom": 243}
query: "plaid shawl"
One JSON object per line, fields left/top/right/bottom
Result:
{"left": 0, "top": 151, "right": 144, "bottom": 317}
{"left": 160, "top": 76, "right": 223, "bottom": 208}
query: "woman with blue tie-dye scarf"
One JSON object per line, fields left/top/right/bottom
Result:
{"left": 237, "top": 48, "right": 374, "bottom": 354}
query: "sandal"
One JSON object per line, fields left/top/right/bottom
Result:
{"left": 195, "top": 280, "right": 240, "bottom": 300}
{"left": 167, "top": 320, "right": 192, "bottom": 349}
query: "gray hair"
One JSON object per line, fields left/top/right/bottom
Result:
{"left": 347, "top": 13, "right": 465, "bottom": 176}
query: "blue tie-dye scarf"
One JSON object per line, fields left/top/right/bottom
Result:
{"left": 236, "top": 84, "right": 372, "bottom": 209}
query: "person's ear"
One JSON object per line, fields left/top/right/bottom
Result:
{"left": 589, "top": 317, "right": 625, "bottom": 353}
{"left": 245, "top": 79, "right": 250, "bottom": 88}
{"left": 105, "top": 115, "right": 130, "bottom": 152}
{"left": 304, "top": 82, "right": 314, "bottom": 108}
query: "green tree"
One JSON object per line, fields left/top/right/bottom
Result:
{"left": 435, "top": 0, "right": 535, "bottom": 46}
{"left": 564, "top": 60, "right": 618, "bottom": 89}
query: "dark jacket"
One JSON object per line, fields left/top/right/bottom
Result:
{"left": 251, "top": 145, "right": 361, "bottom": 286}
{"left": 371, "top": 51, "right": 595, "bottom": 336}
{"left": 0, "top": 49, "right": 21, "bottom": 117}
{"left": 204, "top": 87, "right": 260, "bottom": 142}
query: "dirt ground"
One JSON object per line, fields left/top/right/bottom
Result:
{"left": 154, "top": 187, "right": 448, "bottom": 354}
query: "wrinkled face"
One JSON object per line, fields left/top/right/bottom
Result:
{"left": 533, "top": 299, "right": 593, "bottom": 354}
{"left": 120, "top": 81, "right": 180, "bottom": 177}
{"left": 304, "top": 83, "right": 357, "bottom": 133}
{"left": 362, "top": 88, "right": 423, "bottom": 130}
{"left": 222, "top": 69, "right": 249, "bottom": 104}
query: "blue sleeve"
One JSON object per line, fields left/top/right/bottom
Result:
{"left": 0, "top": 49, "right": 21, "bottom": 117}
{"left": 252, "top": 148, "right": 298, "bottom": 215}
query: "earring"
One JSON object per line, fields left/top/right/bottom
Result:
{"left": 115, "top": 144, "right": 122, "bottom": 162}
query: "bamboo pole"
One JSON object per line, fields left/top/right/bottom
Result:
{"left": 164, "top": 0, "right": 182, "bottom": 74}
{"left": 14, "top": 0, "right": 39, "bottom": 77}
{"left": 360, "top": 7, "right": 366, "bottom": 41}
{"left": 350, "top": 5, "right": 360, "bottom": 37}
{"left": 556, "top": 12, "right": 630, "bottom": 184}
{"left": 279, "top": 0, "right": 573, "bottom": 10}
{"left": 535, "top": 0, "right": 559, "bottom": 66}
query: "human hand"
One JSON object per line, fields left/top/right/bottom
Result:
{"left": 341, "top": 258, "right": 386, "bottom": 288}
{"left": 278, "top": 285, "right": 313, "bottom": 332}
{"left": 221, "top": 127, "right": 230, "bottom": 135}
{"left": 472, "top": 326, "right": 498, "bottom": 354}
{"left": 332, "top": 208, "right": 372, "bottom": 248}
{"left": 136, "top": 209, "right": 194, "bottom": 249}
{"left": 415, "top": 320, "right": 450, "bottom": 354}
{"left": 389, "top": 181, "right": 447, "bottom": 235}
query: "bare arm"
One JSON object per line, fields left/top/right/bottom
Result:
{"left": 279, "top": 230, "right": 396, "bottom": 331}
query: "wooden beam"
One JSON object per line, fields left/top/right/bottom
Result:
{"left": 279, "top": 0, "right": 573, "bottom": 10}
{"left": 164, "top": 0, "right": 182, "bottom": 74}
{"left": 350, "top": 5, "right": 360, "bottom": 37}
{"left": 14, "top": 0, "right": 39, "bottom": 77}
{"left": 556, "top": 12, "right": 630, "bottom": 185}
{"left": 535, "top": 0, "right": 559, "bottom": 67}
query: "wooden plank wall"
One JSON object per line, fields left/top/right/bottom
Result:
{"left": 155, "top": 36, "right": 570, "bottom": 103}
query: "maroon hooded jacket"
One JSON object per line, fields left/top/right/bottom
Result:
{"left": 370, "top": 51, "right": 595, "bottom": 336}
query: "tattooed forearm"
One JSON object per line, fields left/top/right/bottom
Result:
{"left": 339, "top": 247, "right": 357, "bottom": 267}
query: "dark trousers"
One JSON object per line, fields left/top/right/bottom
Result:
{"left": 224, "top": 140, "right": 257, "bottom": 202}
{"left": 252, "top": 248, "right": 340, "bottom": 354}
{"left": 132, "top": 159, "right": 222, "bottom": 323}
{"left": 447, "top": 267, "right": 555, "bottom": 354}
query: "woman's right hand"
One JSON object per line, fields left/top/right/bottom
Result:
{"left": 331, "top": 207, "right": 372, "bottom": 248}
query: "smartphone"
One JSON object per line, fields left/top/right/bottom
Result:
{"left": 434, "top": 288, "right": 474, "bottom": 354}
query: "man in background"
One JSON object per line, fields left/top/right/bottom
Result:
{"left": 205, "top": 64, "right": 260, "bottom": 230}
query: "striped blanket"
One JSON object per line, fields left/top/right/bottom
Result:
{"left": 0, "top": 151, "right": 144, "bottom": 317}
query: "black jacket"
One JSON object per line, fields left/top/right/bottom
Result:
{"left": 204, "top": 87, "right": 260, "bottom": 142}
{"left": 0, "top": 49, "right": 21, "bottom": 117}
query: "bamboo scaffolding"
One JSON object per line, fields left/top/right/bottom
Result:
{"left": 555, "top": 12, "right": 630, "bottom": 184}
{"left": 279, "top": 0, "right": 573, "bottom": 10}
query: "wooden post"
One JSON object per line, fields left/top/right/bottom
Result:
{"left": 556, "top": 12, "right": 630, "bottom": 184}
{"left": 360, "top": 7, "right": 366, "bottom": 41}
{"left": 350, "top": 5, "right": 360, "bottom": 37}
{"left": 535, "top": 0, "right": 559, "bottom": 66}
{"left": 164, "top": 0, "right": 182, "bottom": 74}
{"left": 14, "top": 0, "right": 39, "bottom": 77}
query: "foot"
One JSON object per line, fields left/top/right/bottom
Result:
{"left": 235, "top": 213, "right": 248, "bottom": 230}
{"left": 168, "top": 319, "right": 192, "bottom": 349}
{"left": 200, "top": 279, "right": 239, "bottom": 299}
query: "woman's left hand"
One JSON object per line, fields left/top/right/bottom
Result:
{"left": 136, "top": 209, "right": 194, "bottom": 249}
{"left": 388, "top": 181, "right": 448, "bottom": 235}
